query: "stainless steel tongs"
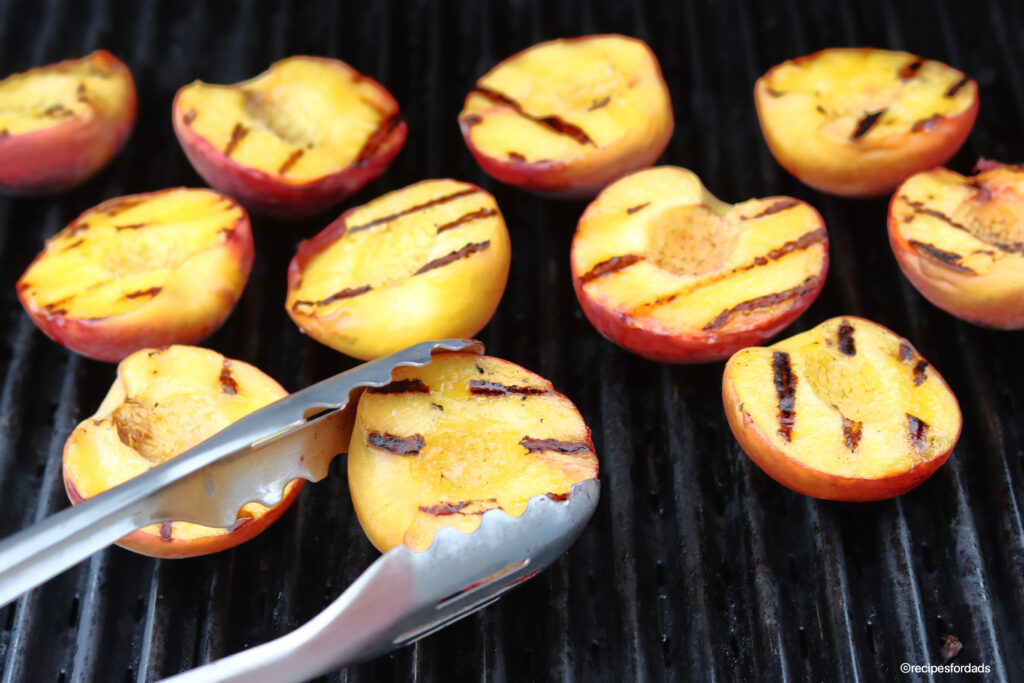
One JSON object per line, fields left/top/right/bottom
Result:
{"left": 0, "top": 339, "right": 600, "bottom": 679}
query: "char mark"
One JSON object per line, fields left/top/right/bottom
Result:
{"left": 62, "top": 238, "right": 85, "bottom": 252}
{"left": 773, "top": 351, "right": 797, "bottom": 442}
{"left": 904, "top": 198, "right": 1024, "bottom": 254}
{"left": 907, "top": 414, "right": 930, "bottom": 451}
{"left": 742, "top": 198, "right": 800, "bottom": 220}
{"left": 102, "top": 197, "right": 146, "bottom": 216}
{"left": 367, "top": 431, "right": 426, "bottom": 456}
{"left": 224, "top": 123, "right": 249, "bottom": 158}
{"left": 436, "top": 207, "right": 498, "bottom": 234}
{"left": 470, "top": 380, "right": 548, "bottom": 397}
{"left": 419, "top": 498, "right": 498, "bottom": 516}
{"left": 348, "top": 187, "right": 479, "bottom": 233}
{"left": 755, "top": 229, "right": 827, "bottom": 265}
{"left": 579, "top": 254, "right": 644, "bottom": 284}
{"left": 588, "top": 96, "right": 610, "bottom": 110}
{"left": 898, "top": 343, "right": 915, "bottom": 362}
{"left": 292, "top": 284, "right": 372, "bottom": 313}
{"left": 841, "top": 414, "right": 863, "bottom": 451}
{"left": 356, "top": 112, "right": 404, "bottom": 165}
{"left": 703, "top": 276, "right": 820, "bottom": 332}
{"left": 851, "top": 109, "right": 885, "bottom": 140}
{"left": 546, "top": 492, "right": 571, "bottom": 502}
{"left": 519, "top": 436, "right": 592, "bottom": 455}
{"left": 946, "top": 76, "right": 969, "bottom": 97}
{"left": 899, "top": 59, "right": 925, "bottom": 79}
{"left": 159, "top": 521, "right": 173, "bottom": 541}
{"left": 367, "top": 378, "right": 430, "bottom": 394}
{"left": 125, "top": 287, "right": 162, "bottom": 300}
{"left": 115, "top": 223, "right": 147, "bottom": 231}
{"left": 182, "top": 108, "right": 197, "bottom": 125}
{"left": 909, "top": 240, "right": 976, "bottom": 274}
{"left": 278, "top": 149, "right": 304, "bottom": 175}
{"left": 220, "top": 360, "right": 238, "bottom": 395}
{"left": 911, "top": 114, "right": 944, "bottom": 133}
{"left": 837, "top": 321, "right": 856, "bottom": 356}
{"left": 473, "top": 85, "right": 596, "bottom": 146}
{"left": 415, "top": 241, "right": 490, "bottom": 275}
{"left": 913, "top": 360, "right": 929, "bottom": 386}
{"left": 626, "top": 202, "right": 650, "bottom": 215}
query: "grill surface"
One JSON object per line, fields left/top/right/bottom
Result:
{"left": 1, "top": 1, "right": 1023, "bottom": 681}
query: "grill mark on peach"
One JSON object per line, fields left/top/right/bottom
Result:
{"left": 507, "top": 151, "right": 527, "bottom": 162}
{"left": 899, "top": 59, "right": 925, "bottom": 79}
{"left": 367, "top": 378, "right": 430, "bottom": 394}
{"left": 355, "top": 112, "right": 403, "bottom": 165}
{"left": 115, "top": 223, "right": 147, "bottom": 231}
{"left": 588, "top": 96, "right": 610, "bottom": 110}
{"left": 470, "top": 380, "right": 548, "bottom": 397}
{"left": 898, "top": 343, "right": 915, "bottom": 362}
{"left": 220, "top": 360, "right": 238, "bottom": 395}
{"left": 277, "top": 149, "right": 304, "bottom": 175}
{"left": 102, "top": 197, "right": 146, "bottom": 216}
{"left": 366, "top": 431, "right": 426, "bottom": 456}
{"left": 626, "top": 202, "right": 649, "bottom": 215}
{"left": 946, "top": 76, "right": 970, "bottom": 97}
{"left": 419, "top": 498, "right": 498, "bottom": 516}
{"left": 740, "top": 198, "right": 800, "bottom": 220}
{"left": 473, "top": 86, "right": 596, "bottom": 146}
{"left": 292, "top": 284, "right": 372, "bottom": 312}
{"left": 436, "top": 207, "right": 498, "bottom": 234}
{"left": 43, "top": 104, "right": 73, "bottom": 118}
{"left": 907, "top": 414, "right": 930, "bottom": 451}
{"left": 904, "top": 198, "right": 1024, "bottom": 254}
{"left": 838, "top": 321, "right": 856, "bottom": 356}
{"left": 702, "top": 276, "right": 820, "bottom": 332}
{"left": 579, "top": 254, "right": 644, "bottom": 284}
{"left": 124, "top": 287, "right": 162, "bottom": 300}
{"left": 913, "top": 360, "right": 929, "bottom": 386}
{"left": 347, "top": 187, "right": 479, "bottom": 233}
{"left": 62, "top": 238, "right": 85, "bottom": 252}
{"left": 840, "top": 413, "right": 863, "bottom": 452}
{"left": 414, "top": 241, "right": 490, "bottom": 275}
{"left": 42, "top": 295, "right": 75, "bottom": 313}
{"left": 908, "top": 239, "right": 976, "bottom": 274}
{"left": 224, "top": 123, "right": 249, "bottom": 158}
{"left": 911, "top": 114, "right": 944, "bottom": 133}
{"left": 159, "top": 522, "right": 173, "bottom": 541}
{"left": 851, "top": 110, "right": 885, "bottom": 140}
{"left": 182, "top": 108, "right": 197, "bottom": 125}
{"left": 546, "top": 492, "right": 571, "bottom": 502}
{"left": 519, "top": 436, "right": 592, "bottom": 455}
{"left": 773, "top": 352, "right": 797, "bottom": 442}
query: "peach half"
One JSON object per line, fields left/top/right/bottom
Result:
{"left": 755, "top": 48, "right": 978, "bottom": 197}
{"left": 0, "top": 50, "right": 136, "bottom": 194}
{"left": 458, "top": 34, "right": 673, "bottom": 199}
{"left": 348, "top": 353, "right": 598, "bottom": 552}
{"left": 173, "top": 55, "right": 407, "bottom": 219}
{"left": 286, "top": 179, "right": 510, "bottom": 360}
{"left": 17, "top": 188, "right": 253, "bottom": 362}
{"left": 570, "top": 166, "right": 829, "bottom": 363}
{"left": 889, "top": 160, "right": 1024, "bottom": 328}
{"left": 723, "top": 317, "right": 961, "bottom": 501}
{"left": 63, "top": 345, "right": 303, "bottom": 558}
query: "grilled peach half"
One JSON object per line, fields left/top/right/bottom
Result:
{"left": 173, "top": 55, "right": 406, "bottom": 219}
{"left": 286, "top": 179, "right": 510, "bottom": 360}
{"left": 458, "top": 34, "right": 673, "bottom": 199}
{"left": 16, "top": 188, "right": 253, "bottom": 362}
{"left": 755, "top": 48, "right": 978, "bottom": 197}
{"left": 348, "top": 353, "right": 598, "bottom": 552}
{"left": 0, "top": 50, "right": 136, "bottom": 194}
{"left": 889, "top": 161, "right": 1024, "bottom": 328}
{"left": 723, "top": 317, "right": 961, "bottom": 501}
{"left": 63, "top": 345, "right": 303, "bottom": 558}
{"left": 571, "top": 166, "right": 829, "bottom": 363}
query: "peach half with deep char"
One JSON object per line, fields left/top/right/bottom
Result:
{"left": 16, "top": 188, "right": 253, "bottom": 362}
{"left": 173, "top": 55, "right": 406, "bottom": 219}
{"left": 755, "top": 48, "right": 978, "bottom": 197}
{"left": 570, "top": 166, "right": 829, "bottom": 363}
{"left": 0, "top": 50, "right": 136, "bottom": 194}
{"left": 458, "top": 34, "right": 673, "bottom": 198}
{"left": 889, "top": 160, "right": 1024, "bottom": 328}
{"left": 63, "top": 345, "right": 303, "bottom": 558}
{"left": 723, "top": 317, "right": 961, "bottom": 501}
{"left": 286, "top": 179, "right": 510, "bottom": 360}
{"left": 348, "top": 353, "right": 599, "bottom": 552}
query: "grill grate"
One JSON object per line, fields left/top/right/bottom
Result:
{"left": 1, "top": 1, "right": 1023, "bottom": 680}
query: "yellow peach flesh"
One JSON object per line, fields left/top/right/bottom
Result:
{"left": 348, "top": 354, "right": 598, "bottom": 552}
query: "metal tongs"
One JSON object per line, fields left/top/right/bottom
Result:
{"left": 0, "top": 339, "right": 600, "bottom": 681}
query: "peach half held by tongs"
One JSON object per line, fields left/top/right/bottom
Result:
{"left": 0, "top": 339, "right": 600, "bottom": 677}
